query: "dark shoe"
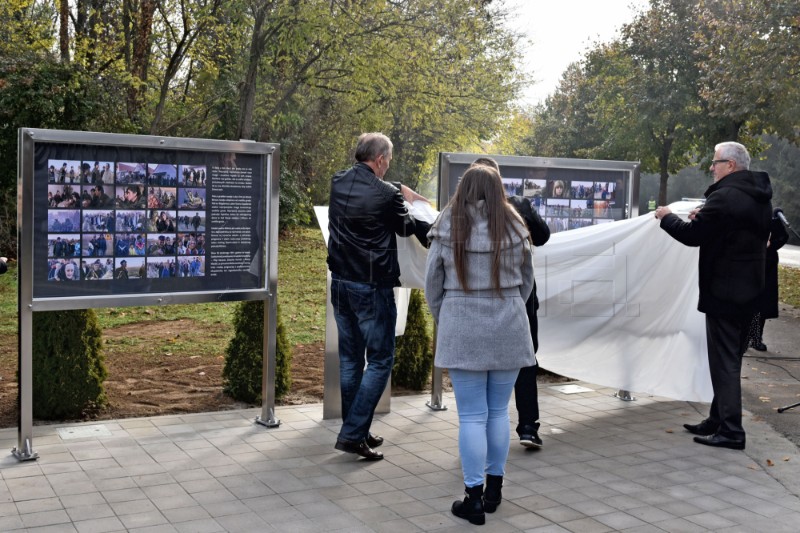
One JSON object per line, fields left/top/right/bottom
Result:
{"left": 452, "top": 484, "right": 485, "bottom": 525}
{"left": 683, "top": 420, "right": 719, "bottom": 436}
{"left": 751, "top": 339, "right": 767, "bottom": 351}
{"left": 483, "top": 474, "right": 503, "bottom": 513}
{"left": 366, "top": 433, "right": 384, "bottom": 448}
{"left": 693, "top": 433, "right": 745, "bottom": 450}
{"left": 334, "top": 439, "right": 384, "bottom": 460}
{"left": 519, "top": 431, "right": 543, "bottom": 448}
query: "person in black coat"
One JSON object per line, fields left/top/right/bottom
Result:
{"left": 655, "top": 141, "right": 772, "bottom": 451}
{"left": 748, "top": 208, "right": 790, "bottom": 351}
{"left": 473, "top": 158, "right": 551, "bottom": 449}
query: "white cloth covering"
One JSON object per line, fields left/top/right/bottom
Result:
{"left": 315, "top": 201, "right": 712, "bottom": 402}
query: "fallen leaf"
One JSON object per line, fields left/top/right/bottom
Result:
{"left": 198, "top": 371, "right": 205, "bottom": 376}
{"left": 766, "top": 459, "right": 774, "bottom": 466}
{"left": 759, "top": 396, "right": 771, "bottom": 402}
{"left": 783, "top": 457, "right": 790, "bottom": 462}
{"left": 747, "top": 464, "right": 759, "bottom": 470}
{"left": 665, "top": 429, "right": 674, "bottom": 433}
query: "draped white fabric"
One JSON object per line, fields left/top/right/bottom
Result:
{"left": 315, "top": 201, "right": 712, "bottom": 402}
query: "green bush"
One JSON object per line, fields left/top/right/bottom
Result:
{"left": 393, "top": 289, "right": 434, "bottom": 390}
{"left": 279, "top": 168, "right": 313, "bottom": 231}
{"left": 32, "top": 309, "right": 107, "bottom": 419}
{"left": 223, "top": 300, "right": 291, "bottom": 403}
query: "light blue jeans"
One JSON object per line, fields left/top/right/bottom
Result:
{"left": 449, "top": 368, "right": 520, "bottom": 488}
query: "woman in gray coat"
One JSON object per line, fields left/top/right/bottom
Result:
{"left": 425, "top": 164, "right": 535, "bottom": 525}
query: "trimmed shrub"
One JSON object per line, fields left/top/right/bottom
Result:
{"left": 393, "top": 289, "right": 434, "bottom": 390}
{"left": 32, "top": 309, "right": 107, "bottom": 419}
{"left": 223, "top": 300, "right": 291, "bottom": 403}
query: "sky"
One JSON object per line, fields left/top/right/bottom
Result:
{"left": 504, "top": 0, "right": 650, "bottom": 106}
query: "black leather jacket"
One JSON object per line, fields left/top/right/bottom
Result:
{"left": 327, "top": 162, "right": 430, "bottom": 286}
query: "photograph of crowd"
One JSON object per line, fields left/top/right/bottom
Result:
{"left": 81, "top": 234, "right": 112, "bottom": 257}
{"left": 43, "top": 157, "right": 216, "bottom": 284}
{"left": 501, "top": 178, "right": 524, "bottom": 197}
{"left": 180, "top": 165, "right": 207, "bottom": 187}
{"left": 48, "top": 235, "right": 81, "bottom": 257}
{"left": 116, "top": 162, "right": 147, "bottom": 184}
{"left": 83, "top": 161, "right": 115, "bottom": 184}
{"left": 48, "top": 160, "right": 82, "bottom": 184}
{"left": 147, "top": 163, "right": 178, "bottom": 186}
{"left": 177, "top": 212, "right": 206, "bottom": 232}
{"left": 178, "top": 188, "right": 206, "bottom": 209}
{"left": 48, "top": 184, "right": 82, "bottom": 208}
{"left": 176, "top": 232, "right": 206, "bottom": 255}
{"left": 115, "top": 210, "right": 146, "bottom": 232}
{"left": 546, "top": 217, "right": 569, "bottom": 233}
{"left": 147, "top": 187, "right": 177, "bottom": 209}
{"left": 571, "top": 181, "right": 594, "bottom": 199}
{"left": 545, "top": 198, "right": 570, "bottom": 218}
{"left": 48, "top": 210, "right": 80, "bottom": 232}
{"left": 81, "top": 258, "right": 114, "bottom": 280}
{"left": 594, "top": 181, "right": 616, "bottom": 200}
{"left": 147, "top": 259, "right": 177, "bottom": 278}
{"left": 523, "top": 179, "right": 545, "bottom": 199}
{"left": 146, "top": 234, "right": 177, "bottom": 256}
{"left": 115, "top": 233, "right": 147, "bottom": 256}
{"left": 569, "top": 218, "right": 594, "bottom": 230}
{"left": 48, "top": 258, "right": 81, "bottom": 281}
{"left": 570, "top": 199, "right": 590, "bottom": 218}
{"left": 177, "top": 256, "right": 205, "bottom": 277}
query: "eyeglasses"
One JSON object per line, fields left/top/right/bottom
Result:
{"left": 711, "top": 159, "right": 731, "bottom": 166}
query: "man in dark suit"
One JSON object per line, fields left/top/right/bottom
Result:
{"left": 655, "top": 141, "right": 772, "bottom": 450}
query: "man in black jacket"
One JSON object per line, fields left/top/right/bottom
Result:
{"left": 328, "top": 132, "right": 431, "bottom": 460}
{"left": 655, "top": 141, "right": 772, "bottom": 450}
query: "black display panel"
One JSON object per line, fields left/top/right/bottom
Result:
{"left": 444, "top": 158, "right": 634, "bottom": 234}
{"left": 32, "top": 140, "right": 268, "bottom": 299}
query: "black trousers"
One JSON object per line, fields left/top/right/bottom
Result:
{"left": 705, "top": 314, "right": 749, "bottom": 440}
{"left": 515, "top": 290, "right": 540, "bottom": 435}
{"left": 514, "top": 364, "right": 539, "bottom": 434}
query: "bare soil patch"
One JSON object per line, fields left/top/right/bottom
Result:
{"left": 0, "top": 319, "right": 569, "bottom": 429}
{"left": 0, "top": 320, "right": 327, "bottom": 428}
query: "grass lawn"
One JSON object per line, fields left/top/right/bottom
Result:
{"left": 1, "top": 237, "right": 799, "bottom": 352}
{"left": 0, "top": 225, "right": 329, "bottom": 350}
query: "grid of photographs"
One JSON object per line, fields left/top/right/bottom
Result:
{"left": 501, "top": 175, "right": 625, "bottom": 233}
{"left": 46, "top": 160, "right": 208, "bottom": 282}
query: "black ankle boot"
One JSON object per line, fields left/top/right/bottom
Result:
{"left": 452, "top": 484, "right": 485, "bottom": 525}
{"left": 484, "top": 474, "right": 503, "bottom": 513}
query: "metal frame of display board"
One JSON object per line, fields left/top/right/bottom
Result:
{"left": 14, "top": 128, "right": 281, "bottom": 460}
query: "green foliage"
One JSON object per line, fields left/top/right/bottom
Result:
{"left": 223, "top": 301, "right": 291, "bottom": 403}
{"left": 32, "top": 310, "right": 107, "bottom": 420}
{"left": 393, "top": 289, "right": 433, "bottom": 390}
{"left": 279, "top": 167, "right": 313, "bottom": 230}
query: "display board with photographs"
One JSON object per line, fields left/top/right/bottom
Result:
{"left": 28, "top": 133, "right": 271, "bottom": 301}
{"left": 443, "top": 156, "right": 635, "bottom": 235}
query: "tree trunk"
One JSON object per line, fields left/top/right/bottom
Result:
{"left": 59, "top": 0, "right": 70, "bottom": 63}
{"left": 126, "top": 0, "right": 157, "bottom": 128}
{"left": 238, "top": 3, "right": 271, "bottom": 140}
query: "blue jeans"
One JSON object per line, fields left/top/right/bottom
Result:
{"left": 449, "top": 368, "right": 520, "bottom": 488}
{"left": 331, "top": 276, "right": 397, "bottom": 443}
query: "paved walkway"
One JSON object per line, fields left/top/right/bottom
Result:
{"left": 2, "top": 383, "right": 800, "bottom": 532}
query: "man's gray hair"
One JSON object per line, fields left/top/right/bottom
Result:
{"left": 355, "top": 133, "right": 392, "bottom": 163}
{"left": 715, "top": 141, "right": 751, "bottom": 170}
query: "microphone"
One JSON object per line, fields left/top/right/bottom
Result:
{"left": 776, "top": 211, "right": 791, "bottom": 228}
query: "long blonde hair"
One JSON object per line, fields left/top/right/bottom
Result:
{"left": 448, "top": 164, "right": 527, "bottom": 292}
